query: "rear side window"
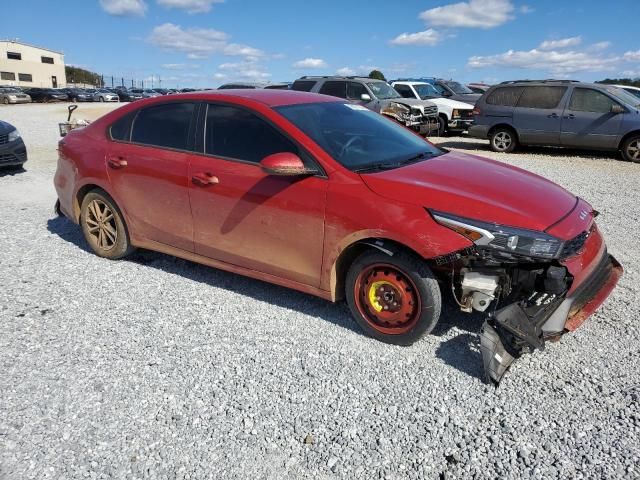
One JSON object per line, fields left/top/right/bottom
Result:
{"left": 568, "top": 88, "right": 616, "bottom": 113}
{"left": 205, "top": 104, "right": 299, "bottom": 163}
{"left": 131, "top": 102, "right": 195, "bottom": 150}
{"left": 291, "top": 80, "right": 316, "bottom": 92}
{"left": 486, "top": 87, "right": 524, "bottom": 106}
{"left": 517, "top": 86, "right": 567, "bottom": 109}
{"left": 319, "top": 81, "right": 347, "bottom": 99}
{"left": 109, "top": 111, "right": 136, "bottom": 141}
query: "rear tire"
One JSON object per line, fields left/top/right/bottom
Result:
{"left": 80, "top": 190, "right": 135, "bottom": 259}
{"left": 99, "top": 97, "right": 105, "bottom": 102}
{"left": 345, "top": 249, "right": 441, "bottom": 346}
{"left": 489, "top": 127, "right": 518, "bottom": 153}
{"left": 621, "top": 135, "right": 640, "bottom": 163}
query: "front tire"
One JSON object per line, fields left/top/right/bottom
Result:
{"left": 489, "top": 127, "right": 518, "bottom": 153}
{"left": 437, "top": 115, "right": 447, "bottom": 136}
{"left": 621, "top": 135, "right": 640, "bottom": 163}
{"left": 80, "top": 190, "right": 134, "bottom": 259}
{"left": 99, "top": 97, "right": 105, "bottom": 102}
{"left": 346, "top": 250, "right": 441, "bottom": 346}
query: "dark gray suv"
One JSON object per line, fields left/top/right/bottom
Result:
{"left": 469, "top": 80, "right": 640, "bottom": 162}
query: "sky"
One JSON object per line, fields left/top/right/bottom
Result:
{"left": 3, "top": 0, "right": 640, "bottom": 88}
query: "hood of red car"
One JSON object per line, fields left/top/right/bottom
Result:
{"left": 361, "top": 150, "right": 577, "bottom": 232}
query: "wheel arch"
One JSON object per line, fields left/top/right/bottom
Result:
{"left": 74, "top": 181, "right": 117, "bottom": 222}
{"left": 488, "top": 122, "right": 519, "bottom": 140}
{"left": 618, "top": 129, "right": 640, "bottom": 150}
{"left": 331, "top": 237, "right": 430, "bottom": 302}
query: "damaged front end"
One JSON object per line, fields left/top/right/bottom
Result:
{"left": 431, "top": 209, "right": 623, "bottom": 384}
{"left": 381, "top": 102, "right": 438, "bottom": 135}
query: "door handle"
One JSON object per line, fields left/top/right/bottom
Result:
{"left": 107, "top": 156, "right": 128, "bottom": 169}
{"left": 192, "top": 173, "right": 220, "bottom": 187}
{"left": 564, "top": 114, "right": 575, "bottom": 120}
{"left": 547, "top": 113, "right": 559, "bottom": 118}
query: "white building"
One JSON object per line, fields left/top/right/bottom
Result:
{"left": 0, "top": 40, "right": 67, "bottom": 88}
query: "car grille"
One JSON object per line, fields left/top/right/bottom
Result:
{"left": 0, "top": 153, "right": 19, "bottom": 163}
{"left": 424, "top": 106, "right": 438, "bottom": 115}
{"left": 559, "top": 227, "right": 592, "bottom": 259}
{"left": 0, "top": 134, "right": 8, "bottom": 145}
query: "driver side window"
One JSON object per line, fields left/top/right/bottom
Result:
{"left": 569, "top": 88, "right": 616, "bottom": 113}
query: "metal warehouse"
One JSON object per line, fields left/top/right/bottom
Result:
{"left": 0, "top": 40, "right": 66, "bottom": 88}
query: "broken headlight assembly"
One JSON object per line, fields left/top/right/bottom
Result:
{"left": 430, "top": 210, "right": 564, "bottom": 260}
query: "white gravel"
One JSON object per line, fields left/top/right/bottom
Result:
{"left": 1, "top": 104, "right": 639, "bottom": 479}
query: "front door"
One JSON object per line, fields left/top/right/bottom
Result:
{"left": 106, "top": 102, "right": 197, "bottom": 251}
{"left": 560, "top": 87, "right": 623, "bottom": 149}
{"left": 512, "top": 86, "right": 568, "bottom": 145}
{"left": 188, "top": 103, "right": 327, "bottom": 287}
{"left": 51, "top": 76, "right": 57, "bottom": 88}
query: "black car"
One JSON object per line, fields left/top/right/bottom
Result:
{"left": 116, "top": 89, "right": 144, "bottom": 102}
{"left": 60, "top": 88, "right": 94, "bottom": 102}
{"left": 24, "top": 88, "right": 68, "bottom": 103}
{"left": 0, "top": 120, "right": 28, "bottom": 169}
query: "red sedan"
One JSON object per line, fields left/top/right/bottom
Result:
{"left": 54, "top": 90, "right": 622, "bottom": 382}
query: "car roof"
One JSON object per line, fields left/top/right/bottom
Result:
{"left": 175, "top": 89, "right": 340, "bottom": 107}
{"left": 615, "top": 84, "right": 640, "bottom": 91}
{"left": 392, "top": 81, "right": 430, "bottom": 86}
{"left": 296, "top": 76, "right": 384, "bottom": 83}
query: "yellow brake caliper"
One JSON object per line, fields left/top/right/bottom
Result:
{"left": 368, "top": 281, "right": 394, "bottom": 312}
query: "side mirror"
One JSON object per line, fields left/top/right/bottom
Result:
{"left": 360, "top": 93, "right": 372, "bottom": 102}
{"left": 260, "top": 152, "right": 316, "bottom": 176}
{"left": 611, "top": 104, "right": 625, "bottom": 114}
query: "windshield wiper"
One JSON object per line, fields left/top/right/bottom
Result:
{"left": 354, "top": 152, "right": 434, "bottom": 173}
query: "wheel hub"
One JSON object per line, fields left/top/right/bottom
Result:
{"left": 85, "top": 199, "right": 117, "bottom": 251}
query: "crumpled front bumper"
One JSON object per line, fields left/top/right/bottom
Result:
{"left": 480, "top": 252, "right": 623, "bottom": 384}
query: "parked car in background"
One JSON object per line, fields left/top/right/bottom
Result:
{"left": 399, "top": 78, "right": 481, "bottom": 105}
{"left": 151, "top": 88, "right": 171, "bottom": 95}
{"left": 292, "top": 76, "right": 438, "bottom": 134}
{"left": 24, "top": 88, "right": 68, "bottom": 103}
{"left": 61, "top": 88, "right": 94, "bottom": 102}
{"left": 218, "top": 82, "right": 290, "bottom": 90}
{"left": 392, "top": 81, "right": 474, "bottom": 135}
{"left": 0, "top": 120, "right": 27, "bottom": 168}
{"left": 0, "top": 87, "right": 31, "bottom": 104}
{"left": 469, "top": 80, "right": 640, "bottom": 162}
{"left": 93, "top": 89, "right": 119, "bottom": 102}
{"left": 53, "top": 89, "right": 622, "bottom": 383}
{"left": 116, "top": 89, "right": 144, "bottom": 102}
{"left": 614, "top": 84, "right": 640, "bottom": 99}
{"left": 467, "top": 83, "right": 492, "bottom": 94}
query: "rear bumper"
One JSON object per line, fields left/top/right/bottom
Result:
{"left": 468, "top": 124, "right": 489, "bottom": 139}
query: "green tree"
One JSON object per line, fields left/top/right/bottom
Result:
{"left": 368, "top": 70, "right": 386, "bottom": 81}
{"left": 65, "top": 66, "right": 102, "bottom": 86}
{"left": 596, "top": 78, "right": 640, "bottom": 88}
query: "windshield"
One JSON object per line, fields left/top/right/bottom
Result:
{"left": 606, "top": 86, "right": 640, "bottom": 106}
{"left": 622, "top": 87, "right": 640, "bottom": 100}
{"left": 276, "top": 102, "right": 443, "bottom": 172}
{"left": 367, "top": 82, "right": 402, "bottom": 100}
{"left": 443, "top": 81, "right": 473, "bottom": 94}
{"left": 414, "top": 84, "right": 441, "bottom": 99}
{"left": 2, "top": 88, "right": 20, "bottom": 93}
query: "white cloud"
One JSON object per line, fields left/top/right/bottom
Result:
{"left": 624, "top": 50, "right": 640, "bottom": 62}
{"left": 520, "top": 5, "right": 534, "bottom": 13}
{"left": 215, "top": 61, "right": 271, "bottom": 81}
{"left": 161, "top": 63, "right": 199, "bottom": 70}
{"left": 468, "top": 46, "right": 619, "bottom": 75}
{"left": 390, "top": 29, "right": 442, "bottom": 46}
{"left": 157, "top": 0, "right": 223, "bottom": 13}
{"left": 336, "top": 67, "right": 356, "bottom": 76}
{"left": 100, "top": 0, "right": 147, "bottom": 16}
{"left": 293, "top": 58, "right": 328, "bottom": 69}
{"left": 419, "top": 0, "right": 515, "bottom": 29}
{"left": 591, "top": 41, "right": 611, "bottom": 51}
{"left": 148, "top": 23, "right": 264, "bottom": 60}
{"left": 538, "top": 36, "right": 582, "bottom": 51}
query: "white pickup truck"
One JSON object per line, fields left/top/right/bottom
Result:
{"left": 392, "top": 81, "right": 475, "bottom": 135}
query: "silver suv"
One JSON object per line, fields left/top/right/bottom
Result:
{"left": 292, "top": 76, "right": 438, "bottom": 135}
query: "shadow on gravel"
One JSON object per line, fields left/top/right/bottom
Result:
{"left": 46, "top": 216, "right": 360, "bottom": 336}
{"left": 435, "top": 333, "right": 484, "bottom": 380}
{"left": 436, "top": 140, "right": 620, "bottom": 161}
{"left": 0, "top": 166, "right": 26, "bottom": 177}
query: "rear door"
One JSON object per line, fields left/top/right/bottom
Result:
{"left": 512, "top": 86, "right": 568, "bottom": 145}
{"left": 560, "top": 87, "right": 623, "bottom": 149}
{"left": 188, "top": 103, "right": 328, "bottom": 286}
{"left": 106, "top": 102, "right": 197, "bottom": 251}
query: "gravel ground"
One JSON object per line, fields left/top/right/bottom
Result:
{"left": 1, "top": 104, "right": 639, "bottom": 479}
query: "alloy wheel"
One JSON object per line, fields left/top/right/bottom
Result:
{"left": 627, "top": 139, "right": 640, "bottom": 161}
{"left": 353, "top": 264, "right": 421, "bottom": 335}
{"left": 493, "top": 131, "right": 512, "bottom": 151}
{"left": 85, "top": 199, "right": 118, "bottom": 251}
